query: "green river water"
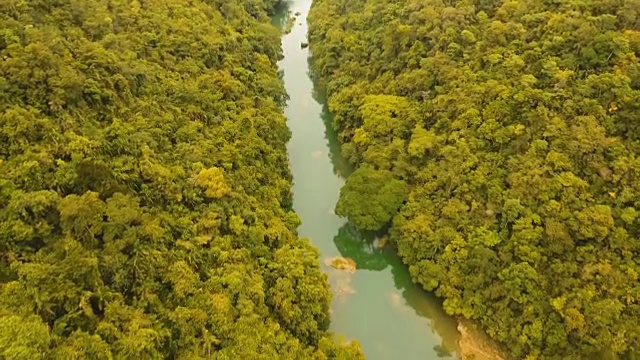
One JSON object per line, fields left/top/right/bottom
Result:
{"left": 272, "top": 2, "right": 461, "bottom": 359}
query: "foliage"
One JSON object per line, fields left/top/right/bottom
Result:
{"left": 335, "top": 165, "right": 408, "bottom": 231}
{"left": 308, "top": 0, "right": 640, "bottom": 358}
{"left": 0, "top": 0, "right": 364, "bottom": 358}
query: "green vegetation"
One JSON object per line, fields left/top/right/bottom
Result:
{"left": 335, "top": 165, "right": 408, "bottom": 231}
{"left": 0, "top": 0, "right": 364, "bottom": 358}
{"left": 308, "top": 0, "right": 640, "bottom": 358}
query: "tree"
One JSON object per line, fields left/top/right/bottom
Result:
{"left": 335, "top": 165, "right": 408, "bottom": 231}
{"left": 0, "top": 0, "right": 363, "bottom": 357}
{"left": 309, "top": 0, "right": 640, "bottom": 357}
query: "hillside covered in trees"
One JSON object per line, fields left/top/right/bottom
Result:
{"left": 0, "top": 0, "right": 364, "bottom": 358}
{"left": 308, "top": 0, "right": 640, "bottom": 358}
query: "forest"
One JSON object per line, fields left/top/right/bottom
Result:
{"left": 0, "top": 0, "right": 365, "bottom": 358}
{"left": 308, "top": 0, "right": 640, "bottom": 359}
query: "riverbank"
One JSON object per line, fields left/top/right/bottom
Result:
{"left": 377, "top": 241, "right": 507, "bottom": 360}
{"left": 458, "top": 319, "right": 509, "bottom": 360}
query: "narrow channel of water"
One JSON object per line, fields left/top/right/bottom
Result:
{"left": 273, "top": 2, "right": 461, "bottom": 358}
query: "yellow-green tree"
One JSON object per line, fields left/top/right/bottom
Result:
{"left": 0, "top": 0, "right": 364, "bottom": 358}
{"left": 309, "top": 0, "right": 640, "bottom": 358}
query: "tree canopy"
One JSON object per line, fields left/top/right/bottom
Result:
{"left": 335, "top": 165, "right": 408, "bottom": 231}
{"left": 308, "top": 0, "right": 640, "bottom": 358}
{"left": 0, "top": 0, "right": 364, "bottom": 358}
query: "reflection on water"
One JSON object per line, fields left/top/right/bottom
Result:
{"left": 308, "top": 60, "right": 354, "bottom": 179}
{"left": 333, "top": 224, "right": 388, "bottom": 271}
{"left": 270, "top": 1, "right": 292, "bottom": 29}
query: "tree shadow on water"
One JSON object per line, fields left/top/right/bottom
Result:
{"left": 387, "top": 249, "right": 461, "bottom": 358}
{"left": 307, "top": 55, "right": 353, "bottom": 179}
{"left": 332, "top": 223, "right": 388, "bottom": 271}
{"left": 270, "top": 1, "right": 291, "bottom": 29}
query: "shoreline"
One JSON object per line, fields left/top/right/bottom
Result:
{"left": 380, "top": 239, "right": 507, "bottom": 360}
{"left": 457, "top": 318, "right": 509, "bottom": 360}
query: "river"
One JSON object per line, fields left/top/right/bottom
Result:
{"left": 272, "top": 1, "right": 461, "bottom": 359}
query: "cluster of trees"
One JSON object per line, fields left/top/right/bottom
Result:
{"left": 308, "top": 0, "right": 640, "bottom": 358}
{"left": 0, "top": 0, "right": 365, "bottom": 358}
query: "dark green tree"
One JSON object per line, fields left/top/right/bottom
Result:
{"left": 335, "top": 165, "right": 408, "bottom": 231}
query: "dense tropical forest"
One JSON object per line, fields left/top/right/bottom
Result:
{"left": 0, "top": 0, "right": 365, "bottom": 358}
{"left": 308, "top": 0, "right": 640, "bottom": 358}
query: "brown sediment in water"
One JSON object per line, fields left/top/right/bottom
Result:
{"left": 333, "top": 273, "right": 355, "bottom": 296}
{"left": 283, "top": 11, "right": 295, "bottom": 34}
{"left": 388, "top": 292, "right": 403, "bottom": 308}
{"left": 324, "top": 257, "right": 357, "bottom": 297}
{"left": 324, "top": 256, "right": 357, "bottom": 272}
{"left": 457, "top": 319, "right": 508, "bottom": 360}
{"left": 376, "top": 236, "right": 388, "bottom": 249}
